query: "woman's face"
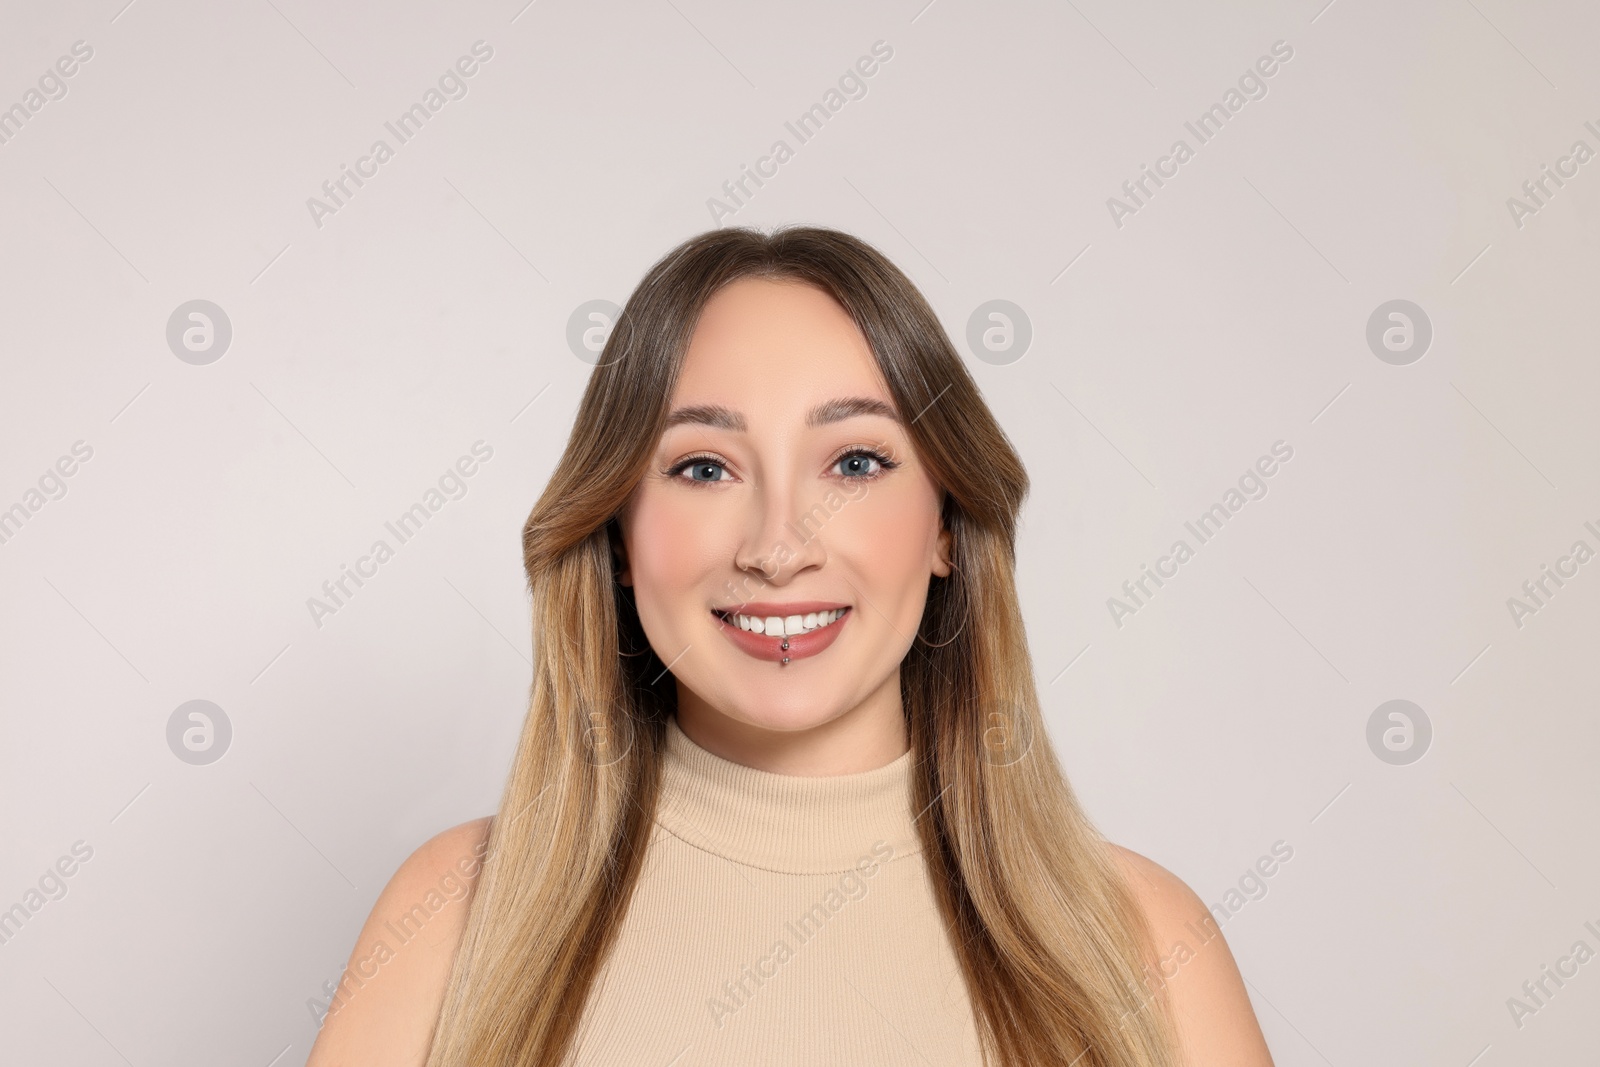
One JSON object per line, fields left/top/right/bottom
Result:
{"left": 615, "top": 276, "right": 951, "bottom": 740}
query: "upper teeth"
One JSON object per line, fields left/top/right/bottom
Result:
{"left": 730, "top": 608, "right": 846, "bottom": 636}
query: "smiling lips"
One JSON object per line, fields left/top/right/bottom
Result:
{"left": 710, "top": 602, "right": 852, "bottom": 662}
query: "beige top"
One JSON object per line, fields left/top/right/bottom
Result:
{"left": 569, "top": 715, "right": 985, "bottom": 1065}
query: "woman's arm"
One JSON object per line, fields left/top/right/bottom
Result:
{"left": 305, "top": 817, "right": 492, "bottom": 1067}
{"left": 1111, "top": 845, "right": 1277, "bottom": 1066}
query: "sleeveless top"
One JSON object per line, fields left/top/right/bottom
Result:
{"left": 568, "top": 715, "right": 986, "bottom": 1065}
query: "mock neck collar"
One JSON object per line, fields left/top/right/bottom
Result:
{"left": 654, "top": 715, "right": 923, "bottom": 875}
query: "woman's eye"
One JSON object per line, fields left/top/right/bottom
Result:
{"left": 836, "top": 453, "right": 879, "bottom": 478}
{"left": 671, "top": 458, "right": 729, "bottom": 484}
{"left": 668, "top": 448, "right": 896, "bottom": 486}
{"left": 834, "top": 450, "right": 896, "bottom": 479}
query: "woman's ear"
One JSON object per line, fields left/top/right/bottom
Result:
{"left": 932, "top": 527, "right": 953, "bottom": 578}
{"left": 609, "top": 521, "right": 632, "bottom": 587}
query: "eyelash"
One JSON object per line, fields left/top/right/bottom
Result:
{"left": 664, "top": 446, "right": 900, "bottom": 487}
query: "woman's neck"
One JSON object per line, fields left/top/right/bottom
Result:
{"left": 673, "top": 679, "right": 909, "bottom": 775}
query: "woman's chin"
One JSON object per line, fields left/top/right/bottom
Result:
{"left": 700, "top": 697, "right": 848, "bottom": 738}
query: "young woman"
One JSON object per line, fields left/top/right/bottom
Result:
{"left": 305, "top": 226, "right": 1275, "bottom": 1066}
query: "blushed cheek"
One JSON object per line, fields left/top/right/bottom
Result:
{"left": 837, "top": 489, "right": 940, "bottom": 623}
{"left": 626, "top": 495, "right": 725, "bottom": 631}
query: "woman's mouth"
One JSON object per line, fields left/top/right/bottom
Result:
{"left": 709, "top": 605, "right": 852, "bottom": 663}
{"left": 712, "top": 607, "right": 849, "bottom": 636}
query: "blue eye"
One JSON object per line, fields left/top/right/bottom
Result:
{"left": 663, "top": 446, "right": 899, "bottom": 488}
{"left": 835, "top": 449, "right": 895, "bottom": 478}
{"left": 670, "top": 457, "right": 730, "bottom": 484}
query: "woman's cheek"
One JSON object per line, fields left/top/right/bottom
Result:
{"left": 850, "top": 482, "right": 934, "bottom": 555}
{"left": 628, "top": 499, "right": 709, "bottom": 619}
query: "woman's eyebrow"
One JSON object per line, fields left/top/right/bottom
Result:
{"left": 664, "top": 396, "right": 901, "bottom": 433}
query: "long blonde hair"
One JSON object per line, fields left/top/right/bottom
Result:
{"left": 423, "top": 225, "right": 1179, "bottom": 1067}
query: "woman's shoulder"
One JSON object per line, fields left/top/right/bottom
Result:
{"left": 1108, "top": 843, "right": 1199, "bottom": 913}
{"left": 1106, "top": 843, "right": 1277, "bottom": 1066}
{"left": 304, "top": 816, "right": 494, "bottom": 1067}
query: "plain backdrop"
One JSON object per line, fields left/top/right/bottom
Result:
{"left": 1, "top": 0, "right": 1597, "bottom": 1063}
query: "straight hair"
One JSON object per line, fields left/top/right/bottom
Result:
{"left": 423, "top": 225, "right": 1179, "bottom": 1067}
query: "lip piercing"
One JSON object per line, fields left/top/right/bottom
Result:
{"left": 781, "top": 636, "right": 789, "bottom": 665}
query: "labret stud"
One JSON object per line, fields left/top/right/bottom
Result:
{"left": 780, "top": 635, "right": 789, "bottom": 666}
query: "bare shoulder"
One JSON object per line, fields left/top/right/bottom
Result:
{"left": 1107, "top": 844, "right": 1276, "bottom": 1067}
{"left": 305, "top": 816, "right": 493, "bottom": 1067}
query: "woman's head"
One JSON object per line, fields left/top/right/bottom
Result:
{"left": 522, "top": 225, "right": 1028, "bottom": 758}
{"left": 429, "top": 225, "right": 1179, "bottom": 1067}
{"left": 616, "top": 274, "right": 953, "bottom": 744}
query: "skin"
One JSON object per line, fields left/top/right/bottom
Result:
{"left": 305, "top": 277, "right": 1275, "bottom": 1067}
{"left": 613, "top": 276, "right": 949, "bottom": 775}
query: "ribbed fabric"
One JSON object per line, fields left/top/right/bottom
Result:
{"left": 568, "top": 715, "right": 986, "bottom": 1065}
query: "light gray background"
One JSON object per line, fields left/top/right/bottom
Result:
{"left": 2, "top": 0, "right": 1596, "bottom": 1063}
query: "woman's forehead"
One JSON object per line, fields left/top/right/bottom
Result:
{"left": 671, "top": 281, "right": 887, "bottom": 414}
{"left": 685, "top": 278, "right": 866, "bottom": 359}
